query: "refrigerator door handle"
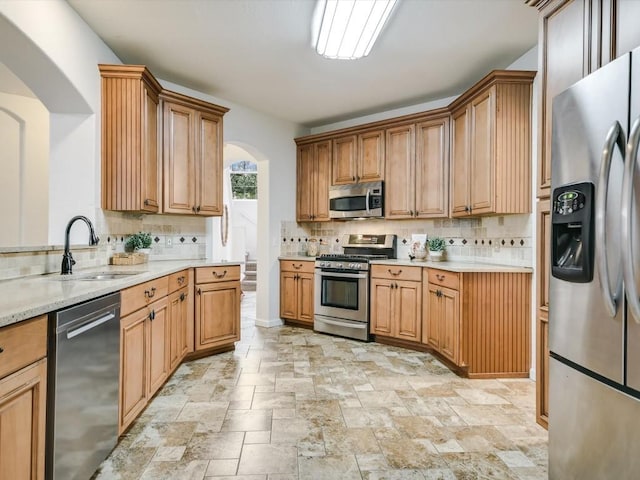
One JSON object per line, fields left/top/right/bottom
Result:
{"left": 597, "top": 121, "right": 626, "bottom": 317}
{"left": 622, "top": 116, "right": 640, "bottom": 323}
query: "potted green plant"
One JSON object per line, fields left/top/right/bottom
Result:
{"left": 427, "top": 237, "right": 446, "bottom": 261}
{"left": 125, "top": 232, "right": 152, "bottom": 254}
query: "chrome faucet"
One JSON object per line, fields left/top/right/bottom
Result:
{"left": 61, "top": 216, "right": 100, "bottom": 275}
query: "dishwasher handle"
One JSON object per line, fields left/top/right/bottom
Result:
{"left": 66, "top": 313, "right": 116, "bottom": 340}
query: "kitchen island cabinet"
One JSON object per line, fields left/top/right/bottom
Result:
{"left": 0, "top": 315, "right": 47, "bottom": 480}
{"left": 279, "top": 259, "right": 315, "bottom": 327}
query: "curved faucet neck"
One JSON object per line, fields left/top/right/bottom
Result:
{"left": 61, "top": 216, "right": 99, "bottom": 275}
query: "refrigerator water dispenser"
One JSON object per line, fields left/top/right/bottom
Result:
{"left": 552, "top": 182, "right": 595, "bottom": 283}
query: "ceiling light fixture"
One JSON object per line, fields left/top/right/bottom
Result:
{"left": 313, "top": 0, "right": 398, "bottom": 60}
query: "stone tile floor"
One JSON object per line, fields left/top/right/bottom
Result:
{"left": 95, "top": 292, "right": 548, "bottom": 479}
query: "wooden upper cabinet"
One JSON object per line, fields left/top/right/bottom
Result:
{"left": 449, "top": 71, "right": 534, "bottom": 217}
{"left": 384, "top": 124, "right": 416, "bottom": 218}
{"left": 100, "top": 65, "right": 162, "bottom": 213}
{"left": 332, "top": 130, "right": 385, "bottom": 185}
{"left": 332, "top": 135, "right": 358, "bottom": 185}
{"left": 161, "top": 91, "right": 228, "bottom": 216}
{"left": 358, "top": 129, "right": 385, "bottom": 182}
{"left": 296, "top": 140, "right": 331, "bottom": 222}
{"left": 415, "top": 116, "right": 450, "bottom": 218}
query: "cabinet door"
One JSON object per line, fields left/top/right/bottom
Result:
{"left": 195, "top": 282, "right": 241, "bottom": 350}
{"left": 120, "top": 308, "right": 148, "bottom": 432}
{"left": 450, "top": 107, "right": 470, "bottom": 216}
{"left": 142, "top": 84, "right": 160, "bottom": 212}
{"left": 384, "top": 124, "right": 416, "bottom": 218}
{"left": 332, "top": 135, "right": 357, "bottom": 185}
{"left": 314, "top": 140, "right": 332, "bottom": 221}
{"left": 297, "top": 272, "right": 315, "bottom": 325}
{"left": 296, "top": 144, "right": 314, "bottom": 222}
{"left": 280, "top": 271, "right": 298, "bottom": 320}
{"left": 537, "top": 312, "right": 550, "bottom": 428}
{"left": 469, "top": 88, "right": 494, "bottom": 214}
{"left": 0, "top": 359, "right": 46, "bottom": 480}
{"left": 395, "top": 280, "right": 422, "bottom": 342}
{"left": 358, "top": 129, "right": 385, "bottom": 182}
{"left": 415, "top": 117, "right": 449, "bottom": 218}
{"left": 147, "top": 297, "right": 170, "bottom": 397}
{"left": 370, "top": 278, "right": 394, "bottom": 336}
{"left": 168, "top": 288, "right": 189, "bottom": 372}
{"left": 423, "top": 284, "right": 441, "bottom": 349}
{"left": 538, "top": 0, "right": 589, "bottom": 197}
{"left": 164, "top": 101, "right": 195, "bottom": 214}
{"left": 196, "top": 111, "right": 223, "bottom": 216}
{"left": 439, "top": 286, "right": 460, "bottom": 364}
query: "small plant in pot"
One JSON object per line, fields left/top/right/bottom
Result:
{"left": 126, "top": 232, "right": 152, "bottom": 254}
{"left": 427, "top": 237, "right": 446, "bottom": 261}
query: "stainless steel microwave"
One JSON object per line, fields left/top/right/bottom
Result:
{"left": 329, "top": 181, "right": 383, "bottom": 219}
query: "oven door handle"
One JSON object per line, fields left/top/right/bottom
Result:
{"left": 365, "top": 188, "right": 371, "bottom": 215}
{"left": 316, "top": 270, "right": 368, "bottom": 279}
{"left": 318, "top": 318, "right": 368, "bottom": 329}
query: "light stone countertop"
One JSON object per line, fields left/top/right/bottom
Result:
{"left": 0, "top": 260, "right": 241, "bottom": 329}
{"left": 370, "top": 258, "right": 533, "bottom": 273}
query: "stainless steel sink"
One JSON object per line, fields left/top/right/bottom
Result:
{"left": 52, "top": 271, "right": 145, "bottom": 281}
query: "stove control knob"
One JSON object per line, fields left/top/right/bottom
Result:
{"left": 336, "top": 263, "right": 344, "bottom": 269}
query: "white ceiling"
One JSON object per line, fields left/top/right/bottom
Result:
{"left": 67, "top": 0, "right": 538, "bottom": 127}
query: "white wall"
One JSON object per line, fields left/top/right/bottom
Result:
{"left": 231, "top": 200, "right": 258, "bottom": 261}
{"left": 0, "top": 92, "right": 49, "bottom": 246}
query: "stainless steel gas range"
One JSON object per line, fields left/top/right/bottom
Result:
{"left": 314, "top": 234, "right": 396, "bottom": 341}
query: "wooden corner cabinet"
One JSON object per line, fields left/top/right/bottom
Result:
{"left": 449, "top": 70, "right": 535, "bottom": 217}
{"left": 161, "top": 90, "right": 229, "bottom": 216}
{"left": 296, "top": 141, "right": 332, "bottom": 222}
{"left": 99, "top": 64, "right": 162, "bottom": 213}
{"left": 423, "top": 269, "right": 460, "bottom": 364}
{"left": 370, "top": 265, "right": 422, "bottom": 342}
{"left": 194, "top": 266, "right": 241, "bottom": 351}
{"left": 0, "top": 315, "right": 48, "bottom": 480}
{"left": 279, "top": 260, "right": 315, "bottom": 327}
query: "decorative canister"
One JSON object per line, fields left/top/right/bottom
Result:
{"left": 307, "top": 238, "right": 319, "bottom": 257}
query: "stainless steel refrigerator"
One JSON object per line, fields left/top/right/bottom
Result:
{"left": 550, "top": 45, "right": 640, "bottom": 478}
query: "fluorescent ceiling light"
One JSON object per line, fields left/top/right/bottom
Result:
{"left": 313, "top": 0, "right": 398, "bottom": 60}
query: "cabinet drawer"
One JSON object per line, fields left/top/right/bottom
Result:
{"left": 196, "top": 265, "right": 241, "bottom": 284}
{"left": 427, "top": 268, "right": 460, "bottom": 290}
{"left": 279, "top": 260, "right": 315, "bottom": 274}
{"left": 121, "top": 276, "right": 169, "bottom": 317}
{"left": 370, "top": 265, "right": 422, "bottom": 282}
{"left": 169, "top": 269, "right": 190, "bottom": 294}
{"left": 0, "top": 315, "right": 47, "bottom": 379}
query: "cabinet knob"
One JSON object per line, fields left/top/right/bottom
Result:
{"left": 180, "top": 292, "right": 186, "bottom": 302}
{"left": 196, "top": 205, "right": 201, "bottom": 213}
{"left": 144, "top": 199, "right": 150, "bottom": 206}
{"left": 144, "top": 287, "right": 156, "bottom": 299}
{"left": 197, "top": 288, "right": 201, "bottom": 295}
{"left": 352, "top": 176, "right": 356, "bottom": 181}
{"left": 0, "top": 346, "right": 4, "bottom": 354}
{"left": 192, "top": 206, "right": 197, "bottom": 213}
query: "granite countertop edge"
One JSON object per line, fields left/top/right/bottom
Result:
{"left": 0, "top": 260, "right": 242, "bottom": 329}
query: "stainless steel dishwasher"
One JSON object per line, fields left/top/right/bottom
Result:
{"left": 47, "top": 292, "right": 121, "bottom": 480}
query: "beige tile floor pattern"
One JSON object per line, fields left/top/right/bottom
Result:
{"left": 95, "top": 292, "right": 548, "bottom": 480}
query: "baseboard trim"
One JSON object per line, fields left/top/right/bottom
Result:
{"left": 255, "top": 317, "right": 283, "bottom": 328}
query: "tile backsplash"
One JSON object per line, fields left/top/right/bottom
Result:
{"left": 281, "top": 214, "right": 533, "bottom": 267}
{"left": 0, "top": 210, "right": 208, "bottom": 281}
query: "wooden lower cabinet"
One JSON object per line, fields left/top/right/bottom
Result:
{"left": 119, "top": 296, "right": 169, "bottom": 433}
{"left": 194, "top": 266, "right": 241, "bottom": 351}
{"left": 370, "top": 266, "right": 422, "bottom": 342}
{"left": 279, "top": 260, "right": 315, "bottom": 326}
{"left": 0, "top": 358, "right": 47, "bottom": 480}
{"left": 168, "top": 286, "right": 190, "bottom": 372}
{"left": 424, "top": 282, "right": 460, "bottom": 364}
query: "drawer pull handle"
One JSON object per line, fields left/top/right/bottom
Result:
{"left": 197, "top": 288, "right": 202, "bottom": 295}
{"left": 436, "top": 274, "right": 445, "bottom": 281}
{"left": 177, "top": 276, "right": 186, "bottom": 285}
{"left": 144, "top": 287, "right": 156, "bottom": 299}
{"left": 213, "top": 270, "right": 228, "bottom": 279}
{"left": 293, "top": 263, "right": 302, "bottom": 270}
{"left": 388, "top": 269, "right": 402, "bottom": 276}
{"left": 149, "top": 310, "right": 155, "bottom": 321}
{"left": 180, "top": 292, "right": 186, "bottom": 302}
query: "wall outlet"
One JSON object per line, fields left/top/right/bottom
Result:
{"left": 165, "top": 236, "right": 173, "bottom": 248}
